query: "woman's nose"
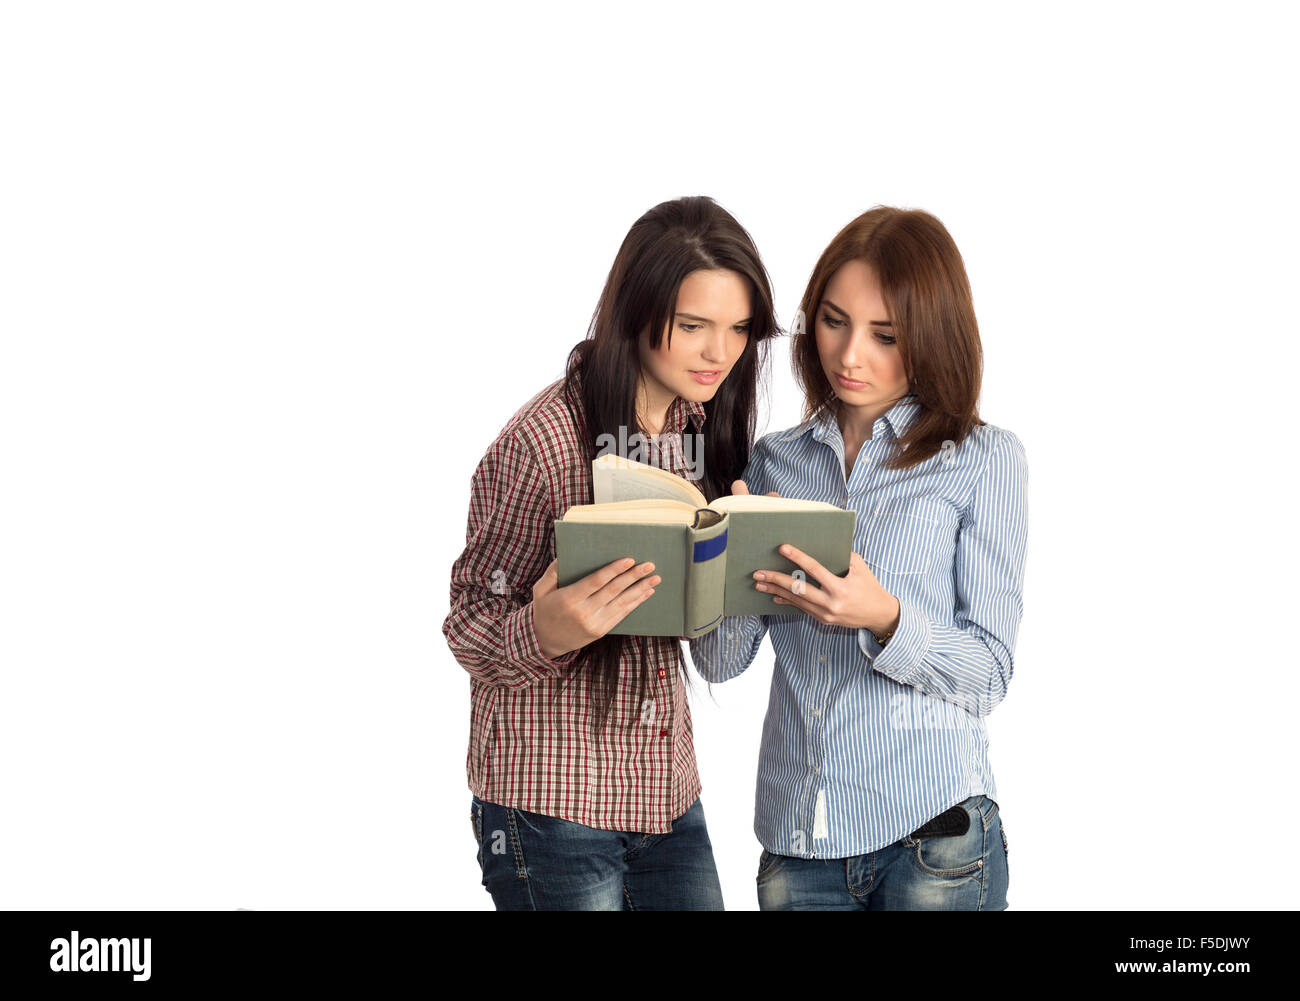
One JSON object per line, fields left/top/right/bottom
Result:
{"left": 840, "top": 328, "right": 870, "bottom": 368}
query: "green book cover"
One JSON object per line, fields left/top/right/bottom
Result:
{"left": 552, "top": 455, "right": 856, "bottom": 637}
{"left": 718, "top": 507, "right": 855, "bottom": 617}
{"left": 554, "top": 508, "right": 729, "bottom": 637}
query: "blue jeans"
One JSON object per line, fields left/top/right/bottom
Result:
{"left": 470, "top": 795, "right": 725, "bottom": 910}
{"left": 756, "top": 794, "right": 1010, "bottom": 910}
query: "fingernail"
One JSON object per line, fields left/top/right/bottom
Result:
{"left": 753, "top": 572, "right": 765, "bottom": 580}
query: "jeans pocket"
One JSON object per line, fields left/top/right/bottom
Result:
{"left": 757, "top": 848, "right": 783, "bottom": 882}
{"left": 909, "top": 800, "right": 987, "bottom": 878}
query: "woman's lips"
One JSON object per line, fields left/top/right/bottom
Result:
{"left": 690, "top": 370, "right": 721, "bottom": 385}
{"left": 835, "top": 373, "right": 868, "bottom": 390}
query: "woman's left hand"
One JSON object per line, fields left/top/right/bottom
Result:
{"left": 753, "top": 545, "right": 900, "bottom": 634}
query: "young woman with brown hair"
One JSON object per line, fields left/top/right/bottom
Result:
{"left": 692, "top": 206, "right": 1028, "bottom": 910}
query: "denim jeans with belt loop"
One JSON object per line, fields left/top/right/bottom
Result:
{"left": 755, "top": 794, "right": 1010, "bottom": 910}
{"left": 470, "top": 794, "right": 725, "bottom": 910}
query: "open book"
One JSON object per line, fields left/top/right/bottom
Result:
{"left": 553, "top": 453, "right": 855, "bottom": 638}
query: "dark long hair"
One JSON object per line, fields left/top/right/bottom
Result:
{"left": 792, "top": 206, "right": 985, "bottom": 470}
{"left": 560, "top": 195, "right": 779, "bottom": 730}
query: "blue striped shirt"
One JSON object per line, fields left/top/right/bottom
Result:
{"left": 689, "top": 394, "right": 1028, "bottom": 858}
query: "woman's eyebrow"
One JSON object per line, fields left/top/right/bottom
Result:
{"left": 820, "top": 298, "right": 891, "bottom": 326}
{"left": 675, "top": 312, "right": 754, "bottom": 324}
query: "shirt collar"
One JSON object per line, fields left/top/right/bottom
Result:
{"left": 811, "top": 393, "right": 922, "bottom": 444}
{"left": 664, "top": 395, "right": 707, "bottom": 436}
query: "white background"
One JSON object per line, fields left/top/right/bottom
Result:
{"left": 3, "top": 1, "right": 1297, "bottom": 910}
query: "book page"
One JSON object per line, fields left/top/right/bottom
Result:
{"left": 709, "top": 494, "right": 843, "bottom": 513}
{"left": 592, "top": 453, "right": 707, "bottom": 507}
{"left": 561, "top": 499, "right": 699, "bottom": 524}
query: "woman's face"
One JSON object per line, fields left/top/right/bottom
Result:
{"left": 814, "top": 259, "right": 909, "bottom": 412}
{"left": 637, "top": 268, "right": 752, "bottom": 409}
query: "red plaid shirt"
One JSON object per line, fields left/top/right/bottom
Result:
{"left": 443, "top": 376, "right": 707, "bottom": 833}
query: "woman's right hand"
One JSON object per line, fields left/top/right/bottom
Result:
{"left": 531, "top": 557, "right": 661, "bottom": 660}
{"left": 731, "top": 479, "right": 781, "bottom": 497}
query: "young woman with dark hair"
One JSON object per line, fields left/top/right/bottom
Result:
{"left": 692, "top": 206, "right": 1028, "bottom": 910}
{"left": 443, "top": 195, "right": 778, "bottom": 909}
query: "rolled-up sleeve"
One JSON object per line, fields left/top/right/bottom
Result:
{"left": 862, "top": 431, "right": 1028, "bottom": 717}
{"left": 442, "top": 430, "right": 579, "bottom": 688}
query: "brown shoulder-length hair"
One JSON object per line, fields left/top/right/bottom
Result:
{"left": 559, "top": 195, "right": 780, "bottom": 732}
{"left": 793, "top": 206, "right": 984, "bottom": 469}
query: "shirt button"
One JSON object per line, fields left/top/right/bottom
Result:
{"left": 658, "top": 669, "right": 667, "bottom": 679}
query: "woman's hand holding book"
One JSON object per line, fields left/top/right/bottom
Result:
{"left": 752, "top": 545, "right": 900, "bottom": 635}
{"left": 730, "top": 480, "right": 781, "bottom": 498}
{"left": 532, "top": 557, "right": 662, "bottom": 659}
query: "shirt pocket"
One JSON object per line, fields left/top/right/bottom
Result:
{"left": 862, "top": 497, "right": 947, "bottom": 576}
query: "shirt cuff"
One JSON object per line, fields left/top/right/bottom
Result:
{"left": 504, "top": 600, "right": 580, "bottom": 679}
{"left": 860, "top": 596, "right": 930, "bottom": 688}
{"left": 690, "top": 613, "right": 763, "bottom": 682}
